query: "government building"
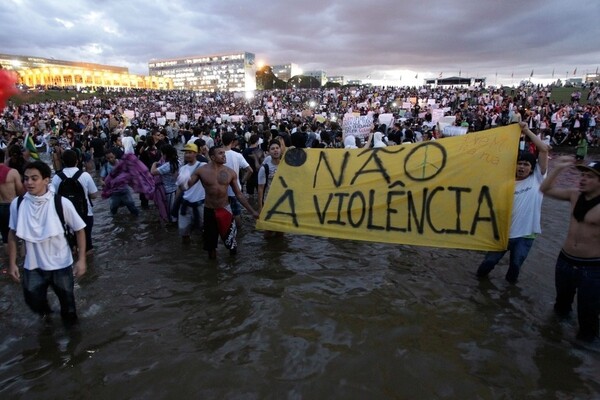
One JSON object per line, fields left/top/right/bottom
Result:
{"left": 148, "top": 51, "right": 257, "bottom": 92}
{"left": 271, "top": 63, "right": 302, "bottom": 82}
{"left": 0, "top": 53, "right": 173, "bottom": 90}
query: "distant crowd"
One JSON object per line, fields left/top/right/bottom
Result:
{"left": 1, "top": 82, "right": 599, "bottom": 159}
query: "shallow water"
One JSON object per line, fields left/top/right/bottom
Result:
{"left": 1, "top": 159, "right": 599, "bottom": 399}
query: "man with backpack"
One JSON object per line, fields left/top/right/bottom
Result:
{"left": 51, "top": 149, "right": 98, "bottom": 254}
{"left": 7, "top": 161, "right": 87, "bottom": 327}
{"left": 257, "top": 139, "right": 283, "bottom": 239}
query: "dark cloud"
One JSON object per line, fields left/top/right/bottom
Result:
{"left": 1, "top": 0, "right": 598, "bottom": 85}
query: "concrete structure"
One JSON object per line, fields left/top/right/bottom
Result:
{"left": 424, "top": 76, "right": 486, "bottom": 87}
{"left": 148, "top": 52, "right": 257, "bottom": 91}
{"left": 347, "top": 80, "right": 362, "bottom": 86}
{"left": 271, "top": 63, "right": 302, "bottom": 82}
{"left": 327, "top": 75, "right": 345, "bottom": 85}
{"left": 584, "top": 72, "right": 600, "bottom": 85}
{"left": 566, "top": 77, "right": 584, "bottom": 86}
{"left": 0, "top": 53, "right": 173, "bottom": 90}
{"left": 304, "top": 70, "right": 328, "bottom": 86}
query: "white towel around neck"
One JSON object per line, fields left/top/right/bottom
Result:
{"left": 16, "top": 192, "right": 64, "bottom": 243}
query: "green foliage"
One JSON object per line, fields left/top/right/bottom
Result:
{"left": 324, "top": 81, "right": 341, "bottom": 89}
{"left": 256, "top": 65, "right": 287, "bottom": 90}
{"left": 8, "top": 89, "right": 117, "bottom": 106}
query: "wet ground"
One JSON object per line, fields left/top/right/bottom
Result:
{"left": 0, "top": 156, "right": 599, "bottom": 399}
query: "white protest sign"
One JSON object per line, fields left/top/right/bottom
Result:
{"left": 431, "top": 109, "right": 445, "bottom": 123}
{"left": 378, "top": 113, "right": 394, "bottom": 127}
{"left": 166, "top": 112, "right": 177, "bottom": 120}
{"left": 179, "top": 114, "right": 188, "bottom": 123}
{"left": 157, "top": 117, "right": 166, "bottom": 126}
{"left": 342, "top": 114, "right": 373, "bottom": 140}
{"left": 255, "top": 115, "right": 264, "bottom": 123}
{"left": 437, "top": 116, "right": 457, "bottom": 132}
{"left": 442, "top": 125, "right": 468, "bottom": 136}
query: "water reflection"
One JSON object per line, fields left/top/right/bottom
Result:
{"left": 0, "top": 163, "right": 598, "bottom": 399}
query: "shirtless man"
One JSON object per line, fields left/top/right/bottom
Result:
{"left": 540, "top": 157, "right": 600, "bottom": 342}
{"left": 0, "top": 149, "right": 24, "bottom": 258}
{"left": 188, "top": 146, "right": 259, "bottom": 259}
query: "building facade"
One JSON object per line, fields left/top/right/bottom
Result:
{"left": 0, "top": 53, "right": 173, "bottom": 90}
{"left": 424, "top": 76, "right": 486, "bottom": 87}
{"left": 327, "top": 75, "right": 345, "bottom": 85}
{"left": 584, "top": 72, "right": 599, "bottom": 85}
{"left": 304, "top": 70, "right": 328, "bottom": 86}
{"left": 271, "top": 63, "right": 302, "bottom": 82}
{"left": 148, "top": 52, "right": 257, "bottom": 91}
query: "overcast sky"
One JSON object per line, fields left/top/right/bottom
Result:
{"left": 1, "top": 0, "right": 598, "bottom": 87}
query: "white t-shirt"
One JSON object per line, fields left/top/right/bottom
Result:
{"left": 10, "top": 195, "right": 86, "bottom": 270}
{"left": 258, "top": 158, "right": 279, "bottom": 200}
{"left": 177, "top": 161, "right": 205, "bottom": 202}
{"left": 122, "top": 136, "right": 136, "bottom": 154}
{"left": 202, "top": 135, "right": 215, "bottom": 149}
{"left": 509, "top": 164, "right": 546, "bottom": 238}
{"left": 51, "top": 167, "right": 98, "bottom": 216}
{"left": 225, "top": 149, "right": 250, "bottom": 196}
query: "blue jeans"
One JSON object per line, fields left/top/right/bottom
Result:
{"left": 476, "top": 237, "right": 535, "bottom": 283}
{"left": 554, "top": 251, "right": 600, "bottom": 341}
{"left": 22, "top": 266, "right": 78, "bottom": 324}
{"left": 110, "top": 190, "right": 139, "bottom": 216}
{"left": 84, "top": 214, "right": 94, "bottom": 250}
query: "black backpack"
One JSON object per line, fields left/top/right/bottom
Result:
{"left": 56, "top": 170, "right": 88, "bottom": 219}
{"left": 17, "top": 195, "right": 77, "bottom": 249}
{"left": 261, "top": 163, "right": 270, "bottom": 202}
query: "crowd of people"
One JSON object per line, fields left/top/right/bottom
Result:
{"left": 1, "top": 81, "right": 600, "bottom": 343}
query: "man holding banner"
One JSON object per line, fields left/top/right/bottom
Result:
{"left": 476, "top": 122, "right": 550, "bottom": 284}
{"left": 257, "top": 124, "right": 522, "bottom": 251}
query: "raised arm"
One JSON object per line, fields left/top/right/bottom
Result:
{"left": 520, "top": 121, "right": 550, "bottom": 174}
{"left": 539, "top": 155, "right": 577, "bottom": 201}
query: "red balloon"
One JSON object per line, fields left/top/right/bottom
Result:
{"left": 0, "top": 70, "right": 19, "bottom": 109}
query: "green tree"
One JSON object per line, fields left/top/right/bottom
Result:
{"left": 288, "top": 75, "right": 321, "bottom": 89}
{"left": 256, "top": 65, "right": 287, "bottom": 90}
{"left": 324, "top": 81, "right": 341, "bottom": 89}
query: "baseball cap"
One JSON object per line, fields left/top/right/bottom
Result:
{"left": 182, "top": 143, "right": 198, "bottom": 153}
{"left": 576, "top": 161, "right": 600, "bottom": 177}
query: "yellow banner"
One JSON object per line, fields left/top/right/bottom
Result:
{"left": 256, "top": 125, "right": 520, "bottom": 251}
